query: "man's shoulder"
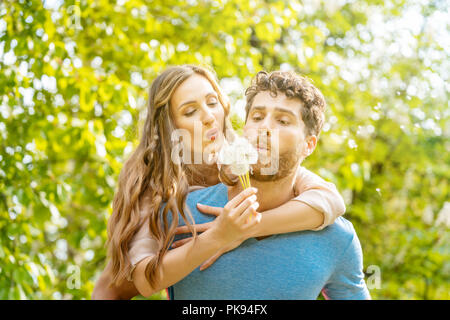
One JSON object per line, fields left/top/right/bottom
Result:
{"left": 278, "top": 216, "right": 358, "bottom": 250}
{"left": 328, "top": 216, "right": 356, "bottom": 235}
{"left": 186, "top": 183, "right": 228, "bottom": 206}
{"left": 321, "top": 216, "right": 357, "bottom": 243}
{"left": 189, "top": 183, "right": 226, "bottom": 196}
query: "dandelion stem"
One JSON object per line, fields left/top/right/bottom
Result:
{"left": 239, "top": 175, "right": 246, "bottom": 190}
{"left": 246, "top": 171, "right": 251, "bottom": 188}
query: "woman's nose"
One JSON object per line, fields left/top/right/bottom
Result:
{"left": 201, "top": 107, "right": 215, "bottom": 126}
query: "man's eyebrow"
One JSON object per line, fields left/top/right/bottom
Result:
{"left": 275, "top": 107, "right": 297, "bottom": 117}
{"left": 251, "top": 105, "right": 297, "bottom": 117}
{"left": 178, "top": 92, "right": 217, "bottom": 109}
{"left": 251, "top": 106, "right": 266, "bottom": 112}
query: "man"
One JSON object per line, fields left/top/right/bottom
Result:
{"left": 161, "top": 70, "right": 370, "bottom": 299}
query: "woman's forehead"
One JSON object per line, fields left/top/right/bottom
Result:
{"left": 172, "top": 74, "right": 216, "bottom": 105}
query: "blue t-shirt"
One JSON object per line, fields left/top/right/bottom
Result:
{"left": 168, "top": 183, "right": 371, "bottom": 300}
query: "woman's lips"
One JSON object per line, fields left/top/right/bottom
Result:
{"left": 205, "top": 128, "right": 219, "bottom": 141}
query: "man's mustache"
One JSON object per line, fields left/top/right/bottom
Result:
{"left": 248, "top": 136, "right": 275, "bottom": 151}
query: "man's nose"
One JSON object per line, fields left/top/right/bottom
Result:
{"left": 258, "top": 128, "right": 272, "bottom": 139}
{"left": 257, "top": 118, "right": 273, "bottom": 138}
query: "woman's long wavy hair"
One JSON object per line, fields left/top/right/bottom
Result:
{"left": 106, "top": 65, "right": 232, "bottom": 289}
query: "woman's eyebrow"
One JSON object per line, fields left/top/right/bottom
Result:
{"left": 178, "top": 92, "right": 218, "bottom": 109}
{"left": 178, "top": 100, "right": 196, "bottom": 109}
{"left": 205, "top": 92, "right": 218, "bottom": 98}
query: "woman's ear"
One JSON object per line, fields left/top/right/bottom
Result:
{"left": 303, "top": 135, "right": 317, "bottom": 158}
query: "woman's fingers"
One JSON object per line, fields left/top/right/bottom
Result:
{"left": 243, "top": 212, "right": 262, "bottom": 230}
{"left": 224, "top": 187, "right": 257, "bottom": 213}
{"left": 199, "top": 252, "right": 221, "bottom": 271}
{"left": 197, "top": 203, "right": 222, "bottom": 216}
{"left": 229, "top": 194, "right": 257, "bottom": 219}
{"left": 171, "top": 237, "right": 192, "bottom": 248}
{"left": 237, "top": 201, "right": 260, "bottom": 225}
{"left": 174, "top": 226, "right": 189, "bottom": 235}
{"left": 174, "top": 221, "right": 214, "bottom": 235}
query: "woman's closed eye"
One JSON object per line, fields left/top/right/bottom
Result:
{"left": 207, "top": 97, "right": 218, "bottom": 107}
{"left": 184, "top": 108, "right": 196, "bottom": 117}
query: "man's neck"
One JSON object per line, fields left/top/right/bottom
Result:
{"left": 228, "top": 171, "right": 297, "bottom": 213}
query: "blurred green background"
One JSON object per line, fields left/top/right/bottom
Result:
{"left": 1, "top": 0, "right": 449, "bottom": 300}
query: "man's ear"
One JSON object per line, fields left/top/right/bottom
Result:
{"left": 303, "top": 135, "right": 317, "bottom": 158}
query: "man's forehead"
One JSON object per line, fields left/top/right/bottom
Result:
{"left": 250, "top": 91, "right": 303, "bottom": 116}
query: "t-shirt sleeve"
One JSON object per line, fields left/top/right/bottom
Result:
{"left": 128, "top": 221, "right": 159, "bottom": 266}
{"left": 126, "top": 195, "right": 160, "bottom": 281}
{"left": 321, "top": 232, "right": 371, "bottom": 300}
{"left": 292, "top": 166, "right": 346, "bottom": 231}
{"left": 126, "top": 219, "right": 159, "bottom": 281}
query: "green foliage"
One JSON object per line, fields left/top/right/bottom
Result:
{"left": 1, "top": 0, "right": 448, "bottom": 300}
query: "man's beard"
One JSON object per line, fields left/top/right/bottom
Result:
{"left": 250, "top": 147, "right": 302, "bottom": 182}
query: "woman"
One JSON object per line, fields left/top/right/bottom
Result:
{"left": 92, "top": 65, "right": 345, "bottom": 299}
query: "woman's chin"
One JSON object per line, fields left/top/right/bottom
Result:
{"left": 203, "top": 150, "right": 219, "bottom": 165}
{"left": 203, "top": 140, "right": 222, "bottom": 153}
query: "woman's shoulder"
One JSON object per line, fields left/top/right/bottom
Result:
{"left": 188, "top": 185, "right": 206, "bottom": 192}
